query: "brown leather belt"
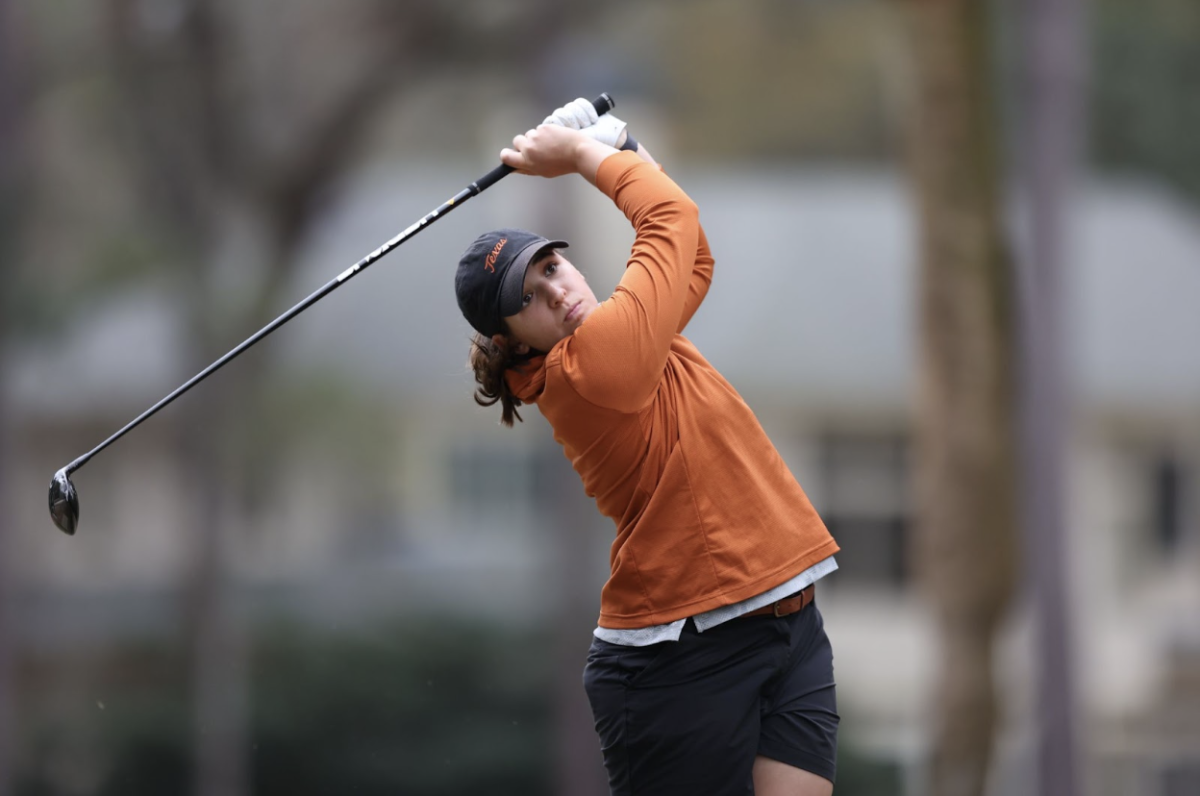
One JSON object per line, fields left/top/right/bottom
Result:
{"left": 740, "top": 584, "right": 815, "bottom": 619}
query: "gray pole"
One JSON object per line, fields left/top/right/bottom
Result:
{"left": 1016, "top": 0, "right": 1084, "bottom": 794}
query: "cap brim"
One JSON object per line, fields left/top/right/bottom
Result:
{"left": 497, "top": 239, "right": 569, "bottom": 319}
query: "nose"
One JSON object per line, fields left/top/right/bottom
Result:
{"left": 549, "top": 284, "right": 567, "bottom": 307}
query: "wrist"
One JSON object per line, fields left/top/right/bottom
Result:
{"left": 574, "top": 135, "right": 609, "bottom": 160}
{"left": 573, "top": 137, "right": 617, "bottom": 185}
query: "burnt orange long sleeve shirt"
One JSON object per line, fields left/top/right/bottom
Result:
{"left": 509, "top": 152, "right": 838, "bottom": 629}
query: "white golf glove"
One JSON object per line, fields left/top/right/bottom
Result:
{"left": 544, "top": 97, "right": 629, "bottom": 149}
{"left": 544, "top": 97, "right": 598, "bottom": 130}
{"left": 581, "top": 114, "right": 628, "bottom": 149}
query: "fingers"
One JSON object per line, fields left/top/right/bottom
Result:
{"left": 502, "top": 125, "right": 586, "bottom": 178}
{"left": 508, "top": 127, "right": 539, "bottom": 153}
{"left": 499, "top": 147, "right": 526, "bottom": 171}
{"left": 500, "top": 128, "right": 538, "bottom": 171}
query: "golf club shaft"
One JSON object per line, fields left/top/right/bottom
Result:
{"left": 63, "top": 92, "right": 615, "bottom": 477}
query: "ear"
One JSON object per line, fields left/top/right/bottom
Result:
{"left": 490, "top": 334, "right": 507, "bottom": 349}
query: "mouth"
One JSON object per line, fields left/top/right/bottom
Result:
{"left": 565, "top": 301, "right": 583, "bottom": 323}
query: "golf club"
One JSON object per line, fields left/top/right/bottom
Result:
{"left": 48, "top": 92, "right": 616, "bottom": 536}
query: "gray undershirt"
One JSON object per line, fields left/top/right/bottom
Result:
{"left": 593, "top": 556, "right": 838, "bottom": 647}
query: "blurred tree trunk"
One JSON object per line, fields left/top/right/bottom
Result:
{"left": 0, "top": 434, "right": 11, "bottom": 795}
{"left": 0, "top": 0, "right": 23, "bottom": 789}
{"left": 105, "top": 4, "right": 243, "bottom": 790}
{"left": 0, "top": 359, "right": 11, "bottom": 794}
{"left": 897, "top": 2, "right": 1018, "bottom": 795}
{"left": 546, "top": 457, "right": 609, "bottom": 796}
{"left": 179, "top": 386, "right": 249, "bottom": 796}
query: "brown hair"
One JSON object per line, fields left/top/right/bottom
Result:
{"left": 467, "top": 330, "right": 530, "bottom": 427}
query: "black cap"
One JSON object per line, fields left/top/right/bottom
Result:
{"left": 455, "top": 228, "right": 569, "bottom": 337}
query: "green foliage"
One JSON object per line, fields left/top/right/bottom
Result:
{"left": 836, "top": 738, "right": 904, "bottom": 796}
{"left": 88, "top": 692, "right": 191, "bottom": 796}
{"left": 10, "top": 234, "right": 172, "bottom": 338}
{"left": 248, "top": 621, "right": 553, "bottom": 796}
{"left": 1090, "top": 0, "right": 1200, "bottom": 202}
{"left": 659, "top": 0, "right": 901, "bottom": 162}
{"left": 16, "top": 621, "right": 554, "bottom": 796}
{"left": 13, "top": 618, "right": 907, "bottom": 795}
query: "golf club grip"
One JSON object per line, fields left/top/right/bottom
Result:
{"left": 473, "top": 92, "right": 617, "bottom": 193}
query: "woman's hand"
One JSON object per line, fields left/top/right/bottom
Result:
{"left": 500, "top": 124, "right": 614, "bottom": 184}
{"left": 543, "top": 97, "right": 658, "bottom": 167}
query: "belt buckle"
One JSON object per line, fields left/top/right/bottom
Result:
{"left": 773, "top": 599, "right": 788, "bottom": 618}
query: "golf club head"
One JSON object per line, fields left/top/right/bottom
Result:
{"left": 49, "top": 468, "right": 79, "bottom": 536}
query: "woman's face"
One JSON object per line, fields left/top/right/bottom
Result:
{"left": 500, "top": 249, "right": 598, "bottom": 354}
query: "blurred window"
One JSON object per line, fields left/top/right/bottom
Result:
{"left": 447, "top": 443, "right": 567, "bottom": 517}
{"left": 449, "top": 445, "right": 536, "bottom": 516}
{"left": 815, "top": 432, "right": 911, "bottom": 589}
{"left": 1150, "top": 453, "right": 1188, "bottom": 554}
{"left": 1118, "top": 445, "right": 1194, "bottom": 562}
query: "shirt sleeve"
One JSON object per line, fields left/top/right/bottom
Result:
{"left": 558, "top": 152, "right": 700, "bottom": 413}
{"left": 677, "top": 225, "right": 714, "bottom": 333}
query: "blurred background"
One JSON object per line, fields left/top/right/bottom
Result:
{"left": 1, "top": 0, "right": 1198, "bottom": 794}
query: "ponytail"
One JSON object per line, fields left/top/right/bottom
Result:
{"left": 467, "top": 332, "right": 528, "bottom": 427}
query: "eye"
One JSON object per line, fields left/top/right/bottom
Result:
{"left": 521, "top": 292, "right": 533, "bottom": 307}
{"left": 544, "top": 262, "right": 557, "bottom": 276}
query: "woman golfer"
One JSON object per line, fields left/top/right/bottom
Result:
{"left": 454, "top": 100, "right": 840, "bottom": 796}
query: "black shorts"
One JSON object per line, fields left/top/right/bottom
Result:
{"left": 582, "top": 600, "right": 838, "bottom": 795}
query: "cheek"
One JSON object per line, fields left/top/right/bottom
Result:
{"left": 512, "top": 308, "right": 550, "bottom": 345}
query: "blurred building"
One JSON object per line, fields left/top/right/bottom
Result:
{"left": 6, "top": 164, "right": 1200, "bottom": 795}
